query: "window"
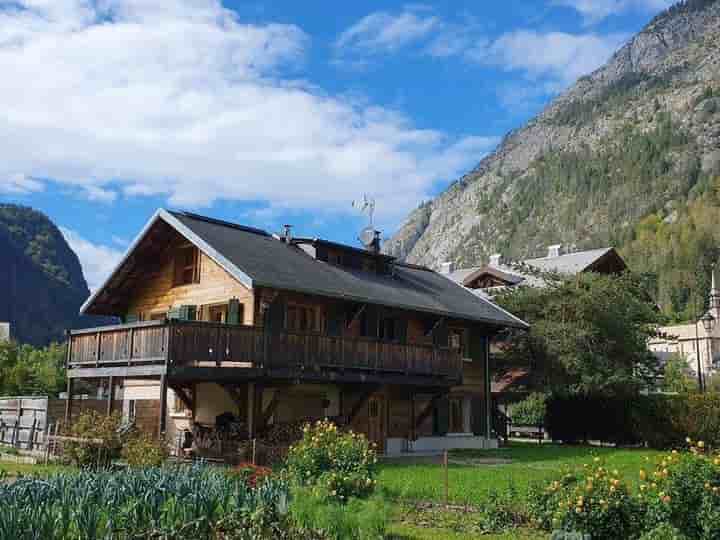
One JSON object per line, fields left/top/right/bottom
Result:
{"left": 173, "top": 246, "right": 200, "bottom": 286}
{"left": 173, "top": 394, "right": 190, "bottom": 415}
{"left": 379, "top": 317, "right": 396, "bottom": 342}
{"left": 149, "top": 312, "right": 166, "bottom": 321}
{"left": 286, "top": 304, "right": 320, "bottom": 332}
{"left": 449, "top": 328, "right": 467, "bottom": 357}
{"left": 207, "top": 304, "right": 228, "bottom": 323}
{"left": 449, "top": 397, "right": 464, "bottom": 433}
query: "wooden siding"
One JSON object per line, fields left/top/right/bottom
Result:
{"left": 126, "top": 235, "right": 253, "bottom": 325}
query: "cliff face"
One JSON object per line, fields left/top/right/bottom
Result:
{"left": 385, "top": 0, "right": 720, "bottom": 272}
{"left": 0, "top": 204, "right": 103, "bottom": 346}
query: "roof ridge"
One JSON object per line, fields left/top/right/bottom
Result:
{"left": 169, "top": 210, "right": 270, "bottom": 237}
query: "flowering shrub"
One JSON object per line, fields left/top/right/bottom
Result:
{"left": 64, "top": 410, "right": 123, "bottom": 467}
{"left": 529, "top": 457, "right": 642, "bottom": 539}
{"left": 531, "top": 441, "right": 720, "bottom": 540}
{"left": 121, "top": 433, "right": 167, "bottom": 467}
{"left": 231, "top": 462, "right": 273, "bottom": 488}
{"left": 640, "top": 439, "right": 720, "bottom": 539}
{"left": 285, "top": 420, "right": 377, "bottom": 502}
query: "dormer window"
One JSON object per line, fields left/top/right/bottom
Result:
{"left": 173, "top": 245, "right": 200, "bottom": 286}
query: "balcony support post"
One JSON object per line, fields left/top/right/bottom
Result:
{"left": 64, "top": 377, "right": 74, "bottom": 427}
{"left": 106, "top": 376, "right": 114, "bottom": 416}
{"left": 159, "top": 374, "right": 168, "bottom": 439}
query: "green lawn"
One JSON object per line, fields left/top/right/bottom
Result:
{"left": 378, "top": 442, "right": 662, "bottom": 507}
{"left": 0, "top": 460, "right": 69, "bottom": 479}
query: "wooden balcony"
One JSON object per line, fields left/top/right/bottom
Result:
{"left": 67, "top": 320, "right": 463, "bottom": 385}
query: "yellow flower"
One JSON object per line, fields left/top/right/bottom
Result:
{"left": 698, "top": 441, "right": 705, "bottom": 448}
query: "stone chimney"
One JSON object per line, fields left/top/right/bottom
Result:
{"left": 489, "top": 253, "right": 504, "bottom": 267}
{"left": 370, "top": 230, "right": 382, "bottom": 254}
{"left": 547, "top": 244, "right": 562, "bottom": 258}
{"left": 440, "top": 261, "right": 454, "bottom": 275}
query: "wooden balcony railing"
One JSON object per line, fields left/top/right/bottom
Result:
{"left": 67, "top": 320, "right": 462, "bottom": 381}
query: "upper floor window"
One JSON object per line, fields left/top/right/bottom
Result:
{"left": 449, "top": 328, "right": 467, "bottom": 357}
{"left": 173, "top": 246, "right": 200, "bottom": 287}
{"left": 379, "top": 317, "right": 396, "bottom": 342}
{"left": 286, "top": 303, "right": 321, "bottom": 333}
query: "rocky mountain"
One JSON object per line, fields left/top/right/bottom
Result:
{"left": 385, "top": 0, "right": 720, "bottom": 319}
{"left": 0, "top": 204, "right": 105, "bottom": 346}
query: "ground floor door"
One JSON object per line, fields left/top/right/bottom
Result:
{"left": 367, "top": 395, "right": 386, "bottom": 453}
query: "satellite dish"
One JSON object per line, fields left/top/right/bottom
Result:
{"left": 359, "top": 226, "right": 376, "bottom": 248}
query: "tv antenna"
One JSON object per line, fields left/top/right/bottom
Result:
{"left": 352, "top": 194, "right": 375, "bottom": 227}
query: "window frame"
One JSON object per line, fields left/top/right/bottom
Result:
{"left": 285, "top": 302, "right": 322, "bottom": 333}
{"left": 173, "top": 245, "right": 200, "bottom": 287}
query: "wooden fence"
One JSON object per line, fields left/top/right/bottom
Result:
{"left": 0, "top": 396, "right": 49, "bottom": 450}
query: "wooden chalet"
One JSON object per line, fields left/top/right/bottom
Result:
{"left": 66, "top": 210, "right": 528, "bottom": 455}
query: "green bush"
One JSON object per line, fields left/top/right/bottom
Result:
{"left": 640, "top": 442, "right": 720, "bottom": 538}
{"left": 121, "top": 433, "right": 168, "bottom": 467}
{"left": 529, "top": 460, "right": 643, "bottom": 539}
{"left": 640, "top": 523, "right": 689, "bottom": 540}
{"left": 289, "top": 487, "right": 388, "bottom": 540}
{"left": 509, "top": 393, "right": 547, "bottom": 426}
{"left": 545, "top": 393, "right": 720, "bottom": 449}
{"left": 545, "top": 394, "right": 640, "bottom": 445}
{"left": 63, "top": 410, "right": 123, "bottom": 467}
{"left": 635, "top": 394, "right": 720, "bottom": 450}
{"left": 285, "top": 420, "right": 377, "bottom": 502}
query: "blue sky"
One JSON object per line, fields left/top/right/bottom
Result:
{"left": 0, "top": 0, "right": 672, "bottom": 290}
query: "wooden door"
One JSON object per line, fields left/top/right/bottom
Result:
{"left": 367, "top": 396, "right": 386, "bottom": 453}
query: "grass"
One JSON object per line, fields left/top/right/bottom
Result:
{"left": 388, "top": 523, "right": 547, "bottom": 540}
{"left": 378, "top": 442, "right": 663, "bottom": 508}
{"left": 0, "top": 460, "right": 69, "bottom": 478}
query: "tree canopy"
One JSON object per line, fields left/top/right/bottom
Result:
{"left": 0, "top": 340, "right": 66, "bottom": 396}
{"left": 494, "top": 271, "right": 664, "bottom": 395}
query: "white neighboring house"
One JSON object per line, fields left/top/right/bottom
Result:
{"left": 440, "top": 245, "right": 627, "bottom": 297}
{"left": 0, "top": 323, "right": 10, "bottom": 342}
{"left": 648, "top": 269, "right": 720, "bottom": 379}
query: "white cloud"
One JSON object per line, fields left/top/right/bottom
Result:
{"left": 0, "top": 173, "right": 44, "bottom": 194}
{"left": 552, "top": 0, "right": 674, "bottom": 24}
{"left": 335, "top": 7, "right": 440, "bottom": 55}
{"left": 470, "top": 30, "right": 629, "bottom": 87}
{"left": 0, "top": 0, "right": 488, "bottom": 226}
{"left": 60, "top": 227, "right": 124, "bottom": 291}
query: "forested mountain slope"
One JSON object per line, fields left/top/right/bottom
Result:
{"left": 384, "top": 0, "right": 720, "bottom": 320}
{"left": 0, "top": 204, "right": 107, "bottom": 345}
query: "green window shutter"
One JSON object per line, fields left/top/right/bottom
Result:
{"left": 361, "top": 306, "right": 379, "bottom": 338}
{"left": 227, "top": 299, "right": 241, "bottom": 325}
{"left": 180, "top": 305, "right": 197, "bottom": 321}
{"left": 326, "top": 304, "right": 343, "bottom": 337}
{"left": 396, "top": 317, "right": 408, "bottom": 344}
{"left": 169, "top": 305, "right": 196, "bottom": 321}
{"left": 267, "top": 297, "right": 286, "bottom": 331}
{"left": 433, "top": 319, "right": 449, "bottom": 347}
{"left": 468, "top": 333, "right": 487, "bottom": 363}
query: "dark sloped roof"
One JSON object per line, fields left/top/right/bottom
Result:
{"left": 167, "top": 211, "right": 527, "bottom": 328}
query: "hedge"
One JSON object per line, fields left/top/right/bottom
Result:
{"left": 545, "top": 392, "right": 720, "bottom": 448}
